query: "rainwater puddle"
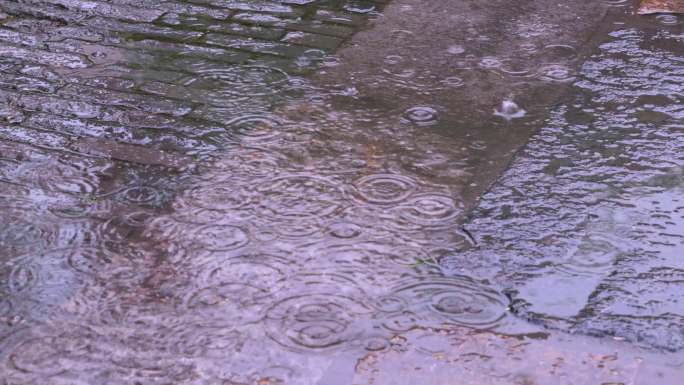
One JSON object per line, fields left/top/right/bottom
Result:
{"left": 0, "top": 0, "right": 682, "bottom": 384}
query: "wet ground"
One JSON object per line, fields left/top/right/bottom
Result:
{"left": 0, "top": 0, "right": 682, "bottom": 384}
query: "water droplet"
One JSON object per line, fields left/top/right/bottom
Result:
{"left": 397, "top": 193, "right": 463, "bottom": 226}
{"left": 67, "top": 247, "right": 112, "bottom": 276}
{"left": 538, "top": 64, "right": 575, "bottom": 83}
{"left": 384, "top": 55, "right": 403, "bottom": 65}
{"left": 181, "top": 65, "right": 289, "bottom": 103}
{"left": 601, "top": 0, "right": 629, "bottom": 7}
{"left": 373, "top": 295, "right": 408, "bottom": 313}
{"left": 494, "top": 100, "right": 526, "bottom": 121}
{"left": 352, "top": 174, "right": 417, "bottom": 205}
{"left": 344, "top": 1, "right": 376, "bottom": 14}
{"left": 266, "top": 293, "right": 373, "bottom": 350}
{"left": 192, "top": 224, "right": 250, "bottom": 251}
{"left": 168, "top": 322, "right": 243, "bottom": 357}
{"left": 392, "top": 276, "right": 507, "bottom": 328}
{"left": 403, "top": 106, "right": 438, "bottom": 126}
{"left": 656, "top": 14, "right": 680, "bottom": 26}
{"left": 541, "top": 44, "right": 578, "bottom": 61}
{"left": 229, "top": 114, "right": 282, "bottom": 143}
{"left": 328, "top": 221, "right": 363, "bottom": 238}
{"left": 499, "top": 59, "right": 533, "bottom": 77}
{"left": 9, "top": 263, "right": 39, "bottom": 293}
{"left": 447, "top": 45, "right": 465, "bottom": 55}
{"left": 479, "top": 56, "right": 503, "bottom": 69}
{"left": 442, "top": 76, "right": 464, "bottom": 87}
{"left": 390, "top": 29, "right": 414, "bottom": 42}
{"left": 557, "top": 234, "right": 623, "bottom": 275}
{"left": 256, "top": 174, "right": 344, "bottom": 220}
{"left": 119, "top": 185, "right": 162, "bottom": 205}
{"left": 363, "top": 335, "right": 390, "bottom": 351}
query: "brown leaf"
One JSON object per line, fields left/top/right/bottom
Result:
{"left": 638, "top": 0, "right": 684, "bottom": 14}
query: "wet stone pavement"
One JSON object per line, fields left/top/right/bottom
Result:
{"left": 0, "top": 0, "right": 683, "bottom": 384}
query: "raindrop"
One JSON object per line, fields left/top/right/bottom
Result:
{"left": 0, "top": 296, "right": 12, "bottom": 317}
{"left": 344, "top": 1, "right": 376, "bottom": 14}
{"left": 205, "top": 253, "right": 295, "bottom": 288}
{"left": 265, "top": 293, "right": 373, "bottom": 351}
{"left": 499, "top": 59, "right": 533, "bottom": 77}
{"left": 120, "top": 211, "right": 153, "bottom": 227}
{"left": 538, "top": 64, "right": 575, "bottom": 82}
{"left": 447, "top": 45, "right": 465, "bottom": 55}
{"left": 403, "top": 106, "right": 439, "bottom": 126}
{"left": 191, "top": 224, "right": 250, "bottom": 251}
{"left": 469, "top": 140, "right": 487, "bottom": 151}
{"left": 363, "top": 335, "right": 390, "bottom": 351}
{"left": 255, "top": 174, "right": 345, "bottom": 220}
{"left": 397, "top": 193, "right": 463, "bottom": 226}
{"left": 67, "top": 247, "right": 112, "bottom": 276}
{"left": 320, "top": 55, "right": 341, "bottom": 67}
{"left": 9, "top": 263, "right": 39, "bottom": 293}
{"left": 392, "top": 276, "right": 507, "bottom": 328}
{"left": 20, "top": 161, "right": 100, "bottom": 196}
{"left": 384, "top": 55, "right": 403, "bottom": 65}
{"left": 479, "top": 56, "right": 503, "bottom": 69}
{"left": 390, "top": 29, "right": 414, "bottom": 42}
{"left": 230, "top": 114, "right": 283, "bottom": 142}
{"left": 9, "top": 336, "right": 78, "bottom": 376}
{"left": 180, "top": 182, "right": 253, "bottom": 213}
{"left": 373, "top": 295, "right": 409, "bottom": 313}
{"left": 167, "top": 322, "right": 242, "bottom": 358}
{"left": 380, "top": 311, "right": 425, "bottom": 332}
{"left": 541, "top": 44, "right": 578, "bottom": 61}
{"left": 494, "top": 100, "right": 526, "bottom": 121}
{"left": 601, "top": 0, "right": 629, "bottom": 7}
{"left": 186, "top": 282, "right": 270, "bottom": 317}
{"left": 211, "top": 147, "right": 286, "bottom": 178}
{"left": 328, "top": 221, "right": 363, "bottom": 238}
{"left": 119, "top": 185, "right": 162, "bottom": 205}
{"left": 181, "top": 65, "right": 289, "bottom": 103}
{"left": 49, "top": 203, "right": 98, "bottom": 219}
{"left": 557, "top": 234, "right": 623, "bottom": 276}
{"left": 352, "top": 174, "right": 417, "bottom": 205}
{"left": 0, "top": 221, "right": 54, "bottom": 250}
{"left": 387, "top": 247, "right": 429, "bottom": 266}
{"left": 442, "top": 76, "right": 464, "bottom": 87}
{"left": 519, "top": 43, "right": 538, "bottom": 53}
{"left": 656, "top": 14, "right": 680, "bottom": 26}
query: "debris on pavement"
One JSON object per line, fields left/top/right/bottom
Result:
{"left": 638, "top": 0, "right": 684, "bottom": 14}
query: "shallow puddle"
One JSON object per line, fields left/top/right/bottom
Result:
{"left": 0, "top": 0, "right": 682, "bottom": 384}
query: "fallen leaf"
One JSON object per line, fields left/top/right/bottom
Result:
{"left": 638, "top": 0, "right": 684, "bottom": 14}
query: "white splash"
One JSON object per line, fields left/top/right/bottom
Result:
{"left": 494, "top": 100, "right": 526, "bottom": 121}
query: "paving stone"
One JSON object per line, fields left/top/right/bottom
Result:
{"left": 0, "top": 44, "right": 90, "bottom": 69}
{"left": 206, "top": 33, "right": 309, "bottom": 58}
{"left": 122, "top": 39, "right": 249, "bottom": 64}
{"left": 232, "top": 12, "right": 290, "bottom": 27}
{"left": 85, "top": 17, "right": 204, "bottom": 42}
{"left": 207, "top": 22, "right": 285, "bottom": 41}
{"left": 74, "top": 137, "right": 194, "bottom": 168}
{"left": 0, "top": 28, "right": 43, "bottom": 47}
{"left": 57, "top": 84, "right": 194, "bottom": 116}
{"left": 32, "top": 0, "right": 165, "bottom": 23}
{"left": 285, "top": 20, "right": 355, "bottom": 38}
{"left": 0, "top": 0, "right": 375, "bottom": 170}
{"left": 314, "top": 9, "right": 366, "bottom": 26}
{"left": 0, "top": 1, "right": 88, "bottom": 23}
{"left": 190, "top": 0, "right": 304, "bottom": 17}
{"left": 282, "top": 31, "right": 343, "bottom": 50}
